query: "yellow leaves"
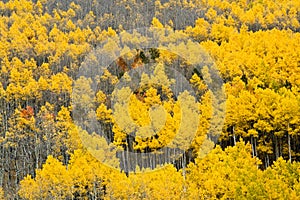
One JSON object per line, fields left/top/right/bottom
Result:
{"left": 54, "top": 106, "right": 82, "bottom": 155}
{"left": 106, "top": 164, "right": 184, "bottom": 200}
{"left": 95, "top": 90, "right": 107, "bottom": 104}
{"left": 78, "top": 131, "right": 119, "bottom": 169}
{"left": 18, "top": 175, "right": 40, "bottom": 199}
{"left": 109, "top": 62, "right": 200, "bottom": 151}
{"left": 130, "top": 96, "right": 167, "bottom": 140}
{"left": 188, "top": 141, "right": 263, "bottom": 199}
{"left": 205, "top": 7, "right": 217, "bottom": 21}
{"left": 143, "top": 87, "right": 161, "bottom": 106}
{"left": 210, "top": 21, "right": 236, "bottom": 42}
{"left": 148, "top": 105, "right": 167, "bottom": 132}
{"left": 35, "top": 0, "right": 43, "bottom": 15}
{"left": 172, "top": 91, "right": 199, "bottom": 149}
{"left": 151, "top": 17, "right": 164, "bottom": 28}
{"left": 100, "top": 69, "right": 118, "bottom": 85}
{"left": 101, "top": 38, "right": 120, "bottom": 60}
{"left": 263, "top": 158, "right": 300, "bottom": 199}
{"left": 72, "top": 76, "right": 94, "bottom": 111}
{"left": 96, "top": 103, "right": 113, "bottom": 123}
{"left": 110, "top": 62, "right": 182, "bottom": 151}
{"left": 66, "top": 8, "right": 76, "bottom": 18}
{"left": 66, "top": 19, "right": 76, "bottom": 31}
{"left": 56, "top": 106, "right": 72, "bottom": 128}
{"left": 112, "top": 87, "right": 136, "bottom": 133}
{"left": 6, "top": 59, "right": 41, "bottom": 100}
{"left": 50, "top": 72, "right": 72, "bottom": 94}
{"left": 19, "top": 149, "right": 116, "bottom": 199}
{"left": 4, "top": 106, "right": 36, "bottom": 148}
{"left": 0, "top": 188, "right": 4, "bottom": 200}
{"left": 68, "top": 27, "right": 86, "bottom": 44}
{"left": 129, "top": 94, "right": 151, "bottom": 127}
{"left": 5, "top": 0, "right": 33, "bottom": 14}
{"left": 19, "top": 156, "right": 72, "bottom": 199}
{"left": 106, "top": 27, "right": 117, "bottom": 37}
{"left": 157, "top": 49, "right": 177, "bottom": 64}
{"left": 248, "top": 129, "right": 258, "bottom": 137}
{"left": 203, "top": 27, "right": 300, "bottom": 92}
{"left": 112, "top": 124, "right": 127, "bottom": 146}
{"left": 265, "top": 12, "right": 276, "bottom": 26}
{"left": 98, "top": 27, "right": 117, "bottom": 42}
{"left": 120, "top": 46, "right": 134, "bottom": 60}
{"left": 151, "top": 62, "right": 174, "bottom": 87}
{"left": 1, "top": 1, "right": 300, "bottom": 199}
{"left": 186, "top": 18, "right": 210, "bottom": 41}
{"left": 68, "top": 152, "right": 101, "bottom": 195}
{"left": 49, "top": 24, "right": 60, "bottom": 40}
{"left": 37, "top": 76, "right": 49, "bottom": 91}
{"left": 17, "top": 137, "right": 299, "bottom": 200}
{"left": 120, "top": 30, "right": 149, "bottom": 49}
{"left": 0, "top": 82, "right": 5, "bottom": 99}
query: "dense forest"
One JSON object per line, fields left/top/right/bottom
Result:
{"left": 0, "top": 0, "right": 300, "bottom": 199}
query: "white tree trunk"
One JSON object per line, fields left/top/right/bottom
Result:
{"left": 288, "top": 123, "right": 292, "bottom": 163}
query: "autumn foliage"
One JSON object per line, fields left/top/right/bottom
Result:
{"left": 0, "top": 0, "right": 299, "bottom": 199}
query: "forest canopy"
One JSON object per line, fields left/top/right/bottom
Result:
{"left": 0, "top": 0, "right": 300, "bottom": 199}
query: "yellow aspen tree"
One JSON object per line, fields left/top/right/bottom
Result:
{"left": 19, "top": 156, "right": 72, "bottom": 199}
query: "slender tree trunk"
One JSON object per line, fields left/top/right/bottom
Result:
{"left": 14, "top": 149, "right": 18, "bottom": 198}
{"left": 122, "top": 150, "right": 126, "bottom": 172}
{"left": 149, "top": 153, "right": 152, "bottom": 169}
{"left": 0, "top": 147, "right": 3, "bottom": 187}
{"left": 135, "top": 151, "right": 138, "bottom": 171}
{"left": 279, "top": 136, "right": 282, "bottom": 157}
{"left": 173, "top": 148, "right": 176, "bottom": 163}
{"left": 288, "top": 123, "right": 291, "bottom": 162}
{"left": 232, "top": 126, "right": 236, "bottom": 146}
{"left": 182, "top": 152, "right": 187, "bottom": 198}
{"left": 153, "top": 152, "right": 156, "bottom": 169}
{"left": 251, "top": 136, "right": 255, "bottom": 157}
{"left": 254, "top": 137, "right": 257, "bottom": 156}
{"left": 265, "top": 154, "right": 270, "bottom": 169}
{"left": 274, "top": 135, "right": 279, "bottom": 160}
{"left": 126, "top": 145, "right": 130, "bottom": 172}
{"left": 166, "top": 148, "right": 169, "bottom": 163}
{"left": 35, "top": 134, "right": 39, "bottom": 169}
{"left": 140, "top": 152, "right": 144, "bottom": 170}
{"left": 158, "top": 151, "right": 162, "bottom": 166}
{"left": 93, "top": 179, "right": 97, "bottom": 200}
